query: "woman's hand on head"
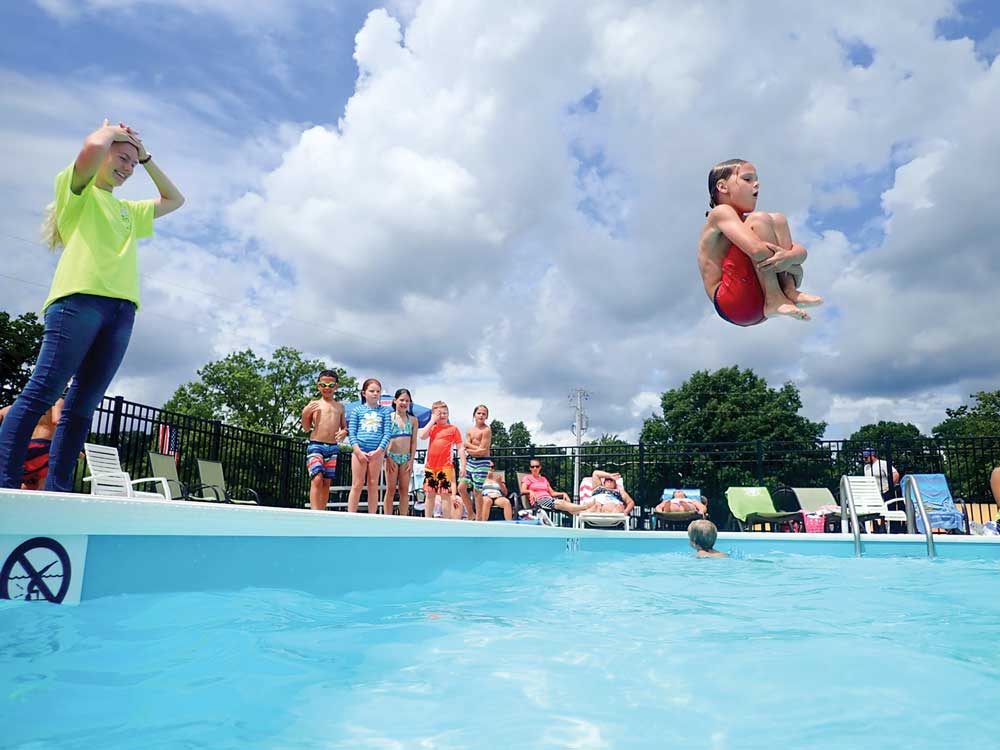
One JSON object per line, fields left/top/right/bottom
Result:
{"left": 101, "top": 119, "right": 145, "bottom": 157}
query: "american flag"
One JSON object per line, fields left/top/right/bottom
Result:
{"left": 158, "top": 424, "right": 180, "bottom": 463}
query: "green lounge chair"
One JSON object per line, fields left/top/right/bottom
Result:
{"left": 726, "top": 486, "right": 803, "bottom": 532}
{"left": 148, "top": 451, "right": 223, "bottom": 502}
{"left": 196, "top": 459, "right": 260, "bottom": 505}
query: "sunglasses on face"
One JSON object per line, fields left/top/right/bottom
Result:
{"left": 318, "top": 382, "right": 336, "bottom": 389}
{"left": 530, "top": 465, "right": 541, "bottom": 470}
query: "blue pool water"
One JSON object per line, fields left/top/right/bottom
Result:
{"left": 2, "top": 548, "right": 998, "bottom": 749}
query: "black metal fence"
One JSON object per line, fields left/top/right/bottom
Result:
{"left": 79, "top": 396, "right": 1000, "bottom": 525}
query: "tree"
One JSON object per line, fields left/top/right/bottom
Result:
{"left": 0, "top": 311, "right": 45, "bottom": 404}
{"left": 508, "top": 420, "right": 532, "bottom": 447}
{"left": 584, "top": 433, "right": 629, "bottom": 446}
{"left": 163, "top": 347, "right": 357, "bottom": 437}
{"left": 490, "top": 420, "right": 510, "bottom": 449}
{"left": 849, "top": 421, "right": 923, "bottom": 443}
{"left": 639, "top": 367, "right": 828, "bottom": 516}
{"left": 641, "top": 366, "right": 826, "bottom": 445}
{"left": 933, "top": 391, "right": 1000, "bottom": 438}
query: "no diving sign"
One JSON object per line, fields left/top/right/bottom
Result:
{"left": 0, "top": 536, "right": 87, "bottom": 605}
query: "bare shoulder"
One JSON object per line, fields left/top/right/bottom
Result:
{"left": 706, "top": 204, "right": 740, "bottom": 227}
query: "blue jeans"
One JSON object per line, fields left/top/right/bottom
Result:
{"left": 0, "top": 294, "right": 135, "bottom": 491}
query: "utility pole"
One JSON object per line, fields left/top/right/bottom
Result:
{"left": 569, "top": 387, "right": 590, "bottom": 499}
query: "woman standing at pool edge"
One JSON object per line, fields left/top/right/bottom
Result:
{"left": 0, "top": 120, "right": 184, "bottom": 491}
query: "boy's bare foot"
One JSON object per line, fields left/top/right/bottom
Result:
{"left": 764, "top": 301, "right": 810, "bottom": 320}
{"left": 785, "top": 289, "right": 823, "bottom": 307}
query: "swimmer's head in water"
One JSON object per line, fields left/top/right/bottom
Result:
{"left": 688, "top": 519, "right": 718, "bottom": 551}
{"left": 707, "top": 158, "right": 757, "bottom": 214}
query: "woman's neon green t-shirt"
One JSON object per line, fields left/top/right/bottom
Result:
{"left": 43, "top": 164, "right": 155, "bottom": 311}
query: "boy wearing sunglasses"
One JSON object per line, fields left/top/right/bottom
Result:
{"left": 302, "top": 369, "right": 348, "bottom": 510}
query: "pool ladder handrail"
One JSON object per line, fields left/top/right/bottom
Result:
{"left": 838, "top": 476, "right": 863, "bottom": 557}
{"left": 901, "top": 475, "right": 936, "bottom": 559}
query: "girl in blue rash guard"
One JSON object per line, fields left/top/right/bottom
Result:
{"left": 347, "top": 378, "right": 391, "bottom": 514}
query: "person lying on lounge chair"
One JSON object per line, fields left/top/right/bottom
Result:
{"left": 478, "top": 462, "right": 512, "bottom": 521}
{"left": 521, "top": 459, "right": 594, "bottom": 515}
{"left": 588, "top": 470, "right": 635, "bottom": 515}
{"left": 655, "top": 490, "right": 707, "bottom": 515}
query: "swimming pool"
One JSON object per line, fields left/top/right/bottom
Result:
{"left": 3, "top": 489, "right": 999, "bottom": 605}
{"left": 2, "top": 489, "right": 999, "bottom": 748}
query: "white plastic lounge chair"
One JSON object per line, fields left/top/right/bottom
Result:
{"left": 83, "top": 443, "right": 170, "bottom": 500}
{"left": 839, "top": 476, "right": 906, "bottom": 532}
{"left": 573, "top": 476, "right": 630, "bottom": 530}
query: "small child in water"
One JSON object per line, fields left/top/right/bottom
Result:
{"left": 688, "top": 519, "right": 728, "bottom": 558}
{"left": 697, "top": 159, "right": 822, "bottom": 326}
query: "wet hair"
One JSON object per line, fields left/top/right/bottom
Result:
{"left": 318, "top": 369, "right": 338, "bottom": 382}
{"left": 392, "top": 388, "right": 414, "bottom": 415}
{"left": 688, "top": 519, "right": 718, "bottom": 551}
{"left": 706, "top": 158, "right": 748, "bottom": 214}
{"left": 361, "top": 378, "right": 382, "bottom": 399}
{"left": 473, "top": 404, "right": 489, "bottom": 419}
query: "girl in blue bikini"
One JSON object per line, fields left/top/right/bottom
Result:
{"left": 382, "top": 388, "right": 418, "bottom": 517}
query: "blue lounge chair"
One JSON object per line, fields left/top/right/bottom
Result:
{"left": 901, "top": 474, "right": 969, "bottom": 534}
{"left": 652, "top": 488, "right": 706, "bottom": 530}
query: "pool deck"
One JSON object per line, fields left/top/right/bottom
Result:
{"left": 3, "top": 489, "right": 998, "bottom": 605}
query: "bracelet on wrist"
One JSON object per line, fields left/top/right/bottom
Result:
{"left": 139, "top": 154, "right": 152, "bottom": 165}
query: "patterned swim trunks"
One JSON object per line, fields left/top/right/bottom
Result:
{"left": 465, "top": 456, "right": 491, "bottom": 492}
{"left": 306, "top": 441, "right": 338, "bottom": 480}
{"left": 23, "top": 439, "right": 51, "bottom": 486}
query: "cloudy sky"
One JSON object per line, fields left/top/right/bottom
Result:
{"left": 2, "top": 0, "right": 999, "bottom": 442}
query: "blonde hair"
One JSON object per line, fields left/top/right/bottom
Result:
{"left": 688, "top": 519, "right": 718, "bottom": 551}
{"left": 40, "top": 202, "right": 63, "bottom": 251}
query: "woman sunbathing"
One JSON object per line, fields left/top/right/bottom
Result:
{"left": 655, "top": 490, "right": 707, "bottom": 515}
{"left": 588, "top": 470, "right": 635, "bottom": 515}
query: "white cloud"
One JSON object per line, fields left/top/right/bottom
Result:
{"left": 8, "top": 1, "right": 1000, "bottom": 443}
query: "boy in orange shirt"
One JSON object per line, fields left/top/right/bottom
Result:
{"left": 419, "top": 401, "right": 467, "bottom": 518}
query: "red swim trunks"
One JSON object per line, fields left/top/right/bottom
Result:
{"left": 23, "top": 438, "right": 51, "bottom": 486}
{"left": 713, "top": 244, "right": 765, "bottom": 327}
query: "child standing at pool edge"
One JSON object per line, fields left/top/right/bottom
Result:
{"left": 462, "top": 405, "right": 492, "bottom": 520}
{"left": 697, "top": 159, "right": 822, "bottom": 326}
{"left": 419, "top": 401, "right": 466, "bottom": 519}
{"left": 0, "top": 120, "right": 184, "bottom": 491}
{"left": 301, "top": 370, "right": 347, "bottom": 511}
{"left": 382, "top": 388, "right": 418, "bottom": 517}
{"left": 348, "top": 379, "right": 392, "bottom": 513}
